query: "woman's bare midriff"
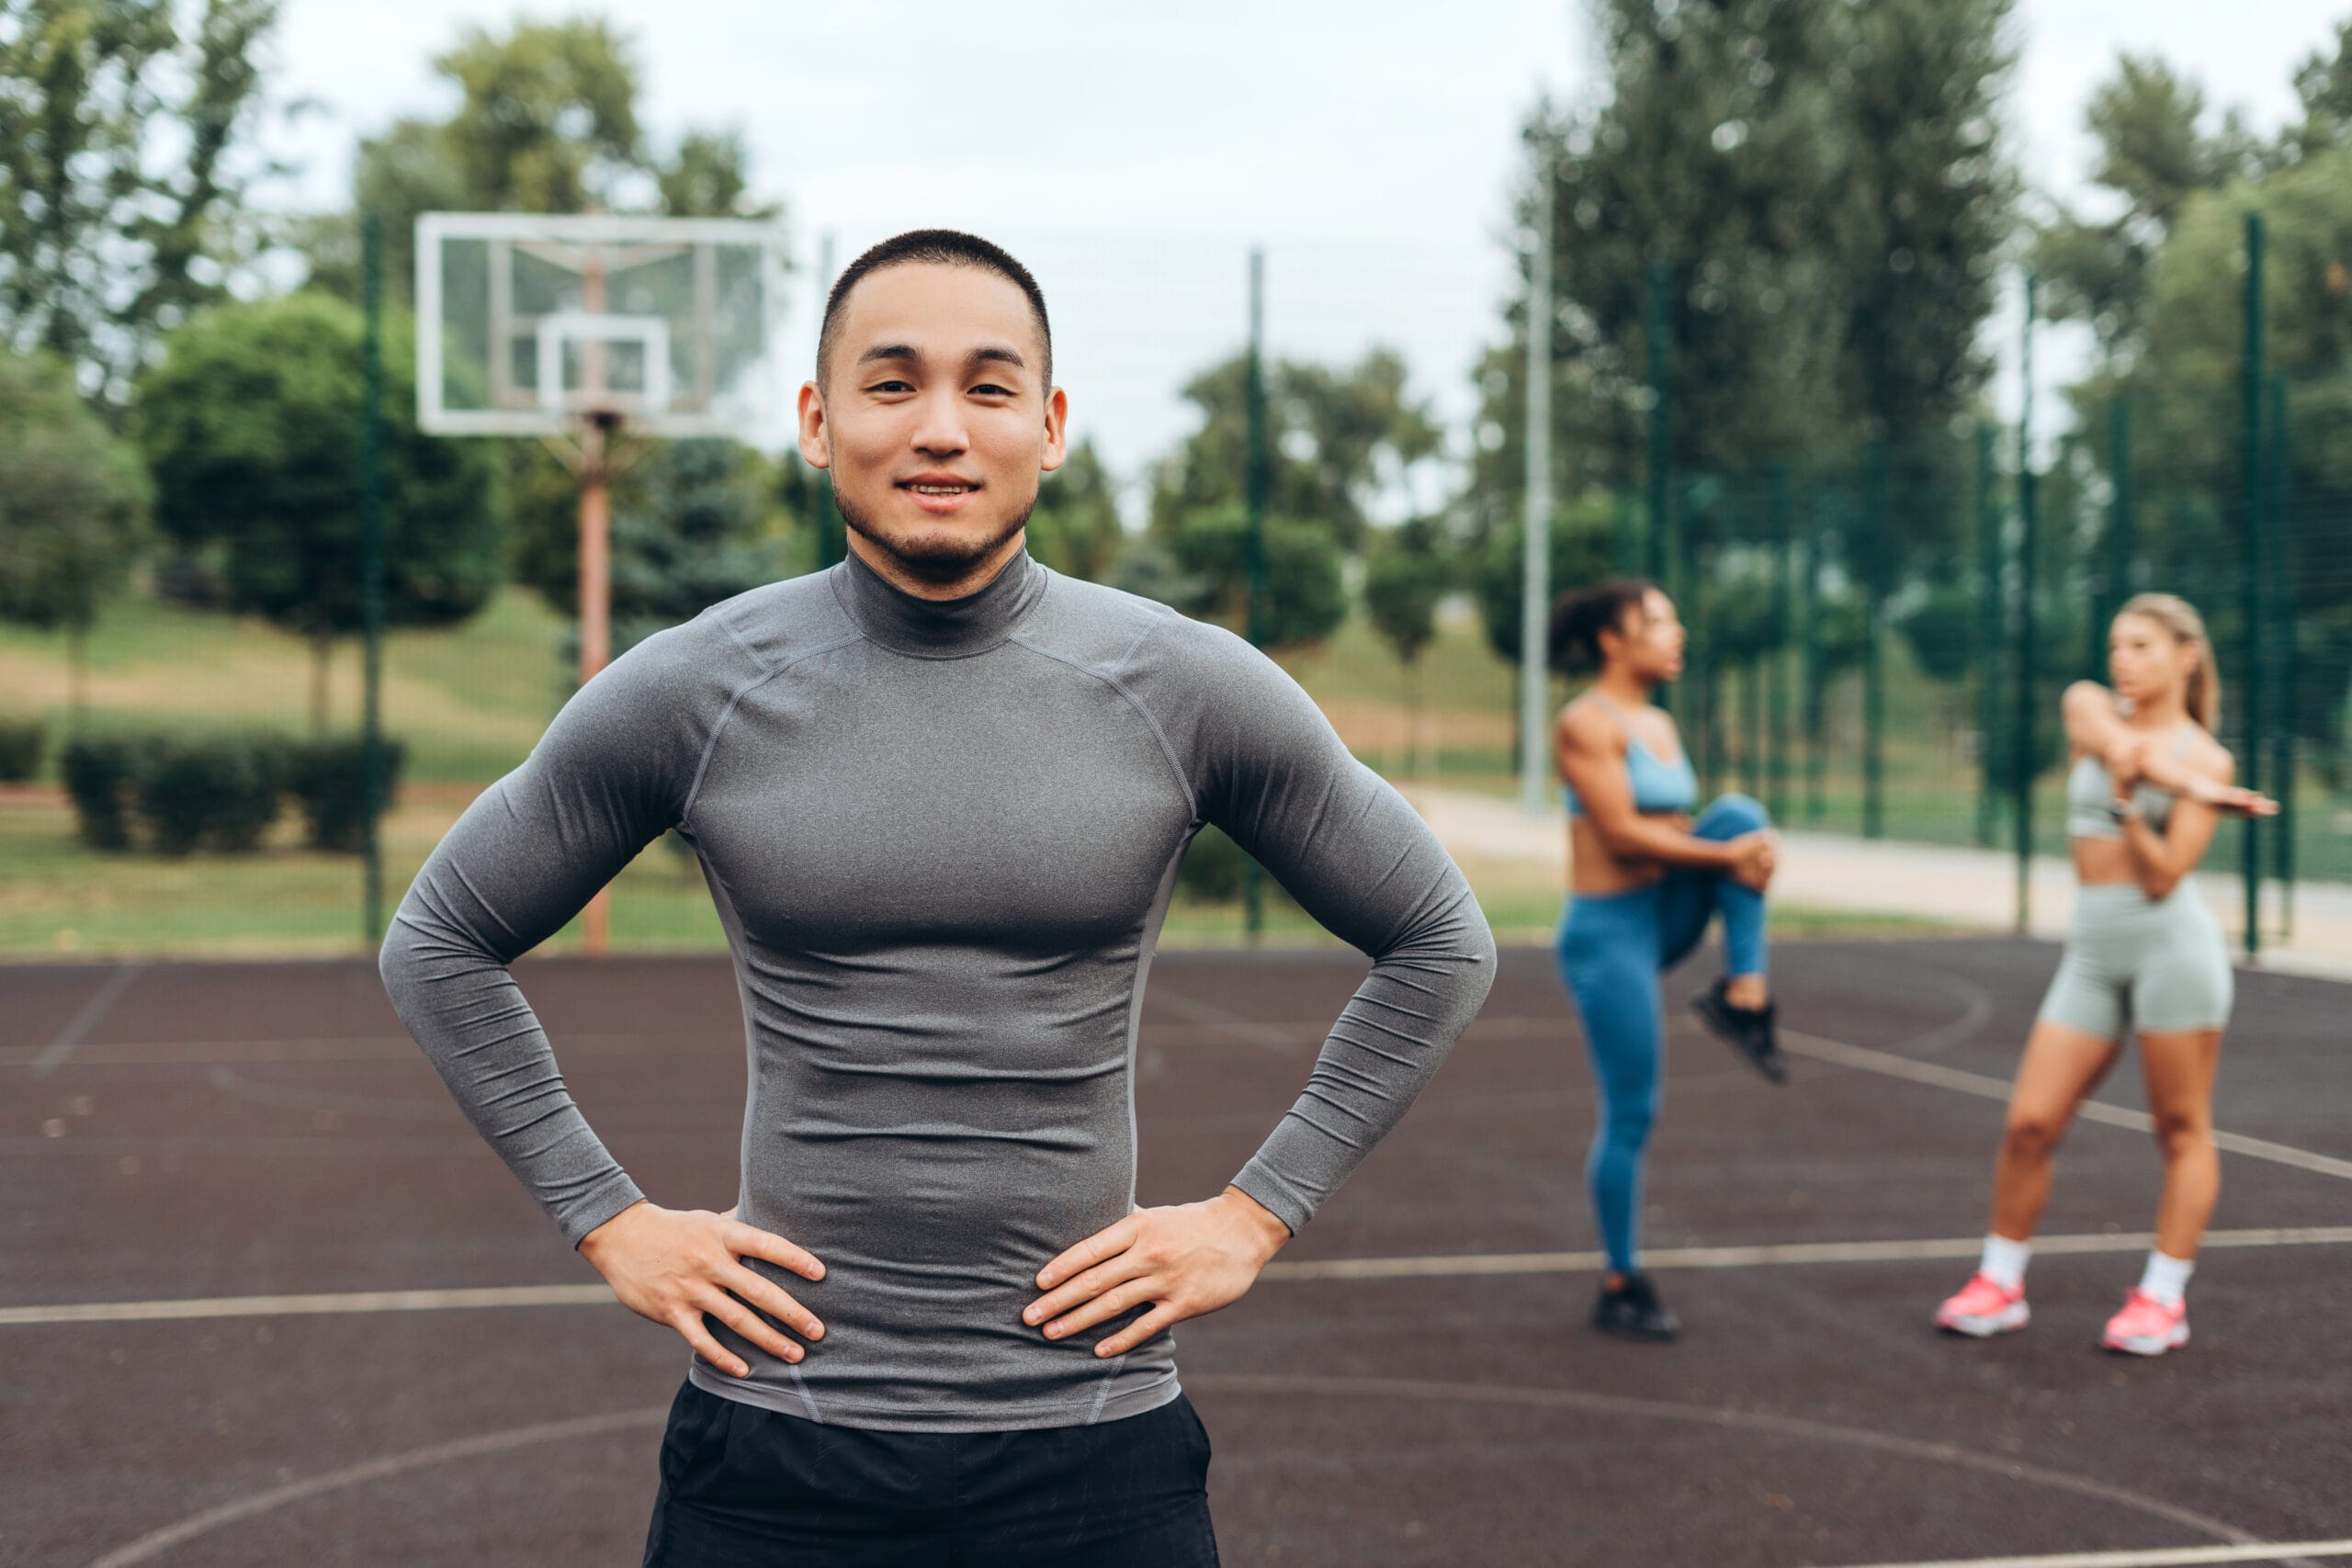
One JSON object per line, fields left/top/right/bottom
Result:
{"left": 1570, "top": 812, "right": 1691, "bottom": 897}
{"left": 2071, "top": 838, "right": 2143, "bottom": 890}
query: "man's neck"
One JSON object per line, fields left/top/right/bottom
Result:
{"left": 847, "top": 529, "right": 1030, "bottom": 602}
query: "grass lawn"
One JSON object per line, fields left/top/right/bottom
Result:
{"left": 2, "top": 581, "right": 2332, "bottom": 959}
{"left": 0, "top": 795, "right": 1960, "bottom": 962}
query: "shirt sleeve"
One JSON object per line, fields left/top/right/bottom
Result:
{"left": 1180, "top": 626, "right": 1498, "bottom": 1235}
{"left": 378, "top": 618, "right": 733, "bottom": 1247}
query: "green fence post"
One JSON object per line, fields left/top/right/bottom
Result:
{"left": 2238, "top": 212, "right": 2265, "bottom": 959}
{"left": 2268, "top": 373, "right": 2294, "bottom": 939}
{"left": 1803, "top": 495, "right": 1826, "bottom": 824}
{"left": 360, "top": 211, "right": 388, "bottom": 948}
{"left": 1768, "top": 464, "right": 1791, "bottom": 821}
{"left": 1645, "top": 261, "right": 1670, "bottom": 587}
{"left": 1862, "top": 441, "right": 1887, "bottom": 840}
{"left": 1975, "top": 423, "right": 2000, "bottom": 849}
{"left": 1645, "top": 260, "right": 1672, "bottom": 717}
{"left": 2100, "top": 397, "right": 2132, "bottom": 671}
{"left": 2014, "top": 275, "right": 2039, "bottom": 935}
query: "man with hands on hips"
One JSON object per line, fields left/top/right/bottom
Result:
{"left": 381, "top": 229, "right": 1495, "bottom": 1567}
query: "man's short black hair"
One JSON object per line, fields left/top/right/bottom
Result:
{"left": 817, "top": 229, "right": 1052, "bottom": 389}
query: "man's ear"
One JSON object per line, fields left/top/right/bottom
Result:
{"left": 797, "top": 381, "right": 831, "bottom": 469}
{"left": 1039, "top": 385, "right": 1069, "bottom": 474}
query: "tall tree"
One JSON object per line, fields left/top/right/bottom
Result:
{"left": 2098, "top": 147, "right": 2352, "bottom": 773}
{"left": 1362, "top": 518, "right": 1452, "bottom": 777}
{"left": 1149, "top": 347, "right": 1442, "bottom": 550}
{"left": 307, "top": 16, "right": 779, "bottom": 306}
{"left": 1161, "top": 505, "right": 1348, "bottom": 655}
{"left": 2034, "top": 56, "right": 2256, "bottom": 368}
{"left": 1497, "top": 0, "right": 2015, "bottom": 576}
{"left": 1026, "top": 439, "right": 1125, "bottom": 582}
{"left": 0, "top": 349, "right": 150, "bottom": 718}
{"left": 0, "top": 0, "right": 280, "bottom": 407}
{"left": 135, "top": 292, "right": 505, "bottom": 728}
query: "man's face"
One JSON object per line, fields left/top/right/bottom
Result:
{"left": 798, "top": 262, "right": 1068, "bottom": 585}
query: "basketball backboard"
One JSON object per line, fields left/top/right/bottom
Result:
{"left": 415, "top": 212, "right": 788, "bottom": 440}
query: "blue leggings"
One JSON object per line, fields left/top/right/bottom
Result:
{"left": 1555, "top": 794, "right": 1770, "bottom": 1273}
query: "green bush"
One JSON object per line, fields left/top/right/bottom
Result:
{"left": 1178, "top": 826, "right": 1251, "bottom": 903}
{"left": 282, "top": 736, "right": 406, "bottom": 853}
{"left": 136, "top": 736, "right": 283, "bottom": 854}
{"left": 60, "top": 735, "right": 138, "bottom": 849}
{"left": 0, "top": 718, "right": 44, "bottom": 782}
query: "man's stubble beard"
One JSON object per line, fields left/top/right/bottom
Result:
{"left": 833, "top": 481, "right": 1038, "bottom": 589}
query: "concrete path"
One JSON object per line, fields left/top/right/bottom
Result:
{"left": 1399, "top": 784, "right": 2352, "bottom": 980}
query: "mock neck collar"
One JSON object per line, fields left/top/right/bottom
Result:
{"left": 832, "top": 545, "right": 1045, "bottom": 659}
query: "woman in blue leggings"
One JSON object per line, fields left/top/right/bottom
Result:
{"left": 1551, "top": 579, "right": 1785, "bottom": 1341}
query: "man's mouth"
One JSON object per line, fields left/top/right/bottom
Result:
{"left": 899, "top": 480, "right": 978, "bottom": 496}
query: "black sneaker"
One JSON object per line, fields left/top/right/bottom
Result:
{"left": 1692, "top": 977, "right": 1788, "bottom": 1083}
{"left": 1592, "top": 1272, "right": 1680, "bottom": 1342}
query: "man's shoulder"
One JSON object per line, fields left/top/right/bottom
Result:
{"left": 700, "top": 570, "right": 860, "bottom": 676}
{"left": 1018, "top": 572, "right": 1258, "bottom": 683}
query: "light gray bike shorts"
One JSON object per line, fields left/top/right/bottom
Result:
{"left": 2037, "top": 883, "right": 2233, "bottom": 1039}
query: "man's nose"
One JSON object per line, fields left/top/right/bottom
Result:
{"left": 910, "top": 389, "right": 969, "bottom": 455}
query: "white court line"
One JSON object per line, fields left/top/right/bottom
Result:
{"left": 1826, "top": 1540, "right": 2352, "bottom": 1568}
{"left": 1264, "top": 1224, "right": 2352, "bottom": 1281}
{"left": 8, "top": 1226, "right": 2351, "bottom": 1325}
{"left": 0, "top": 1283, "right": 613, "bottom": 1326}
{"left": 32, "top": 962, "right": 141, "bottom": 1077}
{"left": 1781, "top": 1031, "right": 2352, "bottom": 1184}
{"left": 85, "top": 1406, "right": 666, "bottom": 1568}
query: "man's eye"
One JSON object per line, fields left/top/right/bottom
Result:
{"left": 868, "top": 379, "right": 913, "bottom": 394}
{"left": 971, "top": 383, "right": 1013, "bottom": 398}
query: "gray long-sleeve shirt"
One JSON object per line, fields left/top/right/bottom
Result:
{"left": 380, "top": 548, "right": 1496, "bottom": 1432}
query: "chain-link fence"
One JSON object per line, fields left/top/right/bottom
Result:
{"left": 1602, "top": 366, "right": 2349, "bottom": 950}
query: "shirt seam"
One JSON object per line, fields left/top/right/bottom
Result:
{"left": 678, "top": 631, "right": 865, "bottom": 830}
{"left": 1006, "top": 623, "right": 1200, "bottom": 821}
{"left": 826, "top": 558, "right": 1054, "bottom": 662}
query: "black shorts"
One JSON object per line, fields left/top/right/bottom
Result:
{"left": 641, "top": 1380, "right": 1219, "bottom": 1567}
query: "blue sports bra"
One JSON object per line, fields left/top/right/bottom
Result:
{"left": 1565, "top": 694, "right": 1699, "bottom": 818}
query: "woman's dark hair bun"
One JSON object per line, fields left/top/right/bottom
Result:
{"left": 1547, "top": 578, "right": 1657, "bottom": 672}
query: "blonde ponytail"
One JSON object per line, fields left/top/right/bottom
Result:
{"left": 2117, "top": 592, "right": 2221, "bottom": 732}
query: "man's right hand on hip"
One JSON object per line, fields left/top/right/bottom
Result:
{"left": 579, "top": 1201, "right": 827, "bottom": 1379}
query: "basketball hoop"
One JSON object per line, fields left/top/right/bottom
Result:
{"left": 415, "top": 212, "right": 788, "bottom": 955}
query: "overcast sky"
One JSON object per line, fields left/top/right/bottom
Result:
{"left": 263, "top": 1, "right": 2350, "bottom": 497}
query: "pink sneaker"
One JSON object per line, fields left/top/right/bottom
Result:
{"left": 1935, "top": 1272, "right": 2030, "bottom": 1337}
{"left": 2101, "top": 1289, "right": 2189, "bottom": 1356}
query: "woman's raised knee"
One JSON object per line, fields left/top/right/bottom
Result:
{"left": 1702, "top": 793, "right": 1770, "bottom": 835}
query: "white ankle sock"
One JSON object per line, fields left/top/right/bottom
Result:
{"left": 2138, "top": 1249, "right": 2194, "bottom": 1304}
{"left": 1979, "top": 1235, "right": 2030, "bottom": 1292}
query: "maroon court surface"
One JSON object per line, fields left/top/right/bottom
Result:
{"left": 5, "top": 941, "right": 2349, "bottom": 1567}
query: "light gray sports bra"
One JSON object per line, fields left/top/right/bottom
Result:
{"left": 2064, "top": 727, "right": 2195, "bottom": 840}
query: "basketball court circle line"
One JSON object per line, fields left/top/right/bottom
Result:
{"left": 78, "top": 1375, "right": 2303, "bottom": 1568}
{"left": 82, "top": 1406, "right": 669, "bottom": 1568}
{"left": 7, "top": 1225, "right": 2348, "bottom": 1326}
{"left": 1832, "top": 1541, "right": 2352, "bottom": 1568}
{"left": 31, "top": 963, "right": 141, "bottom": 1078}
{"left": 1777, "top": 1031, "right": 2352, "bottom": 1184}
{"left": 1188, "top": 1377, "right": 2304, "bottom": 1565}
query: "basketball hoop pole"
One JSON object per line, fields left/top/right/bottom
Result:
{"left": 581, "top": 404, "right": 620, "bottom": 959}
{"left": 579, "top": 246, "right": 616, "bottom": 959}
{"left": 414, "top": 209, "right": 789, "bottom": 958}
